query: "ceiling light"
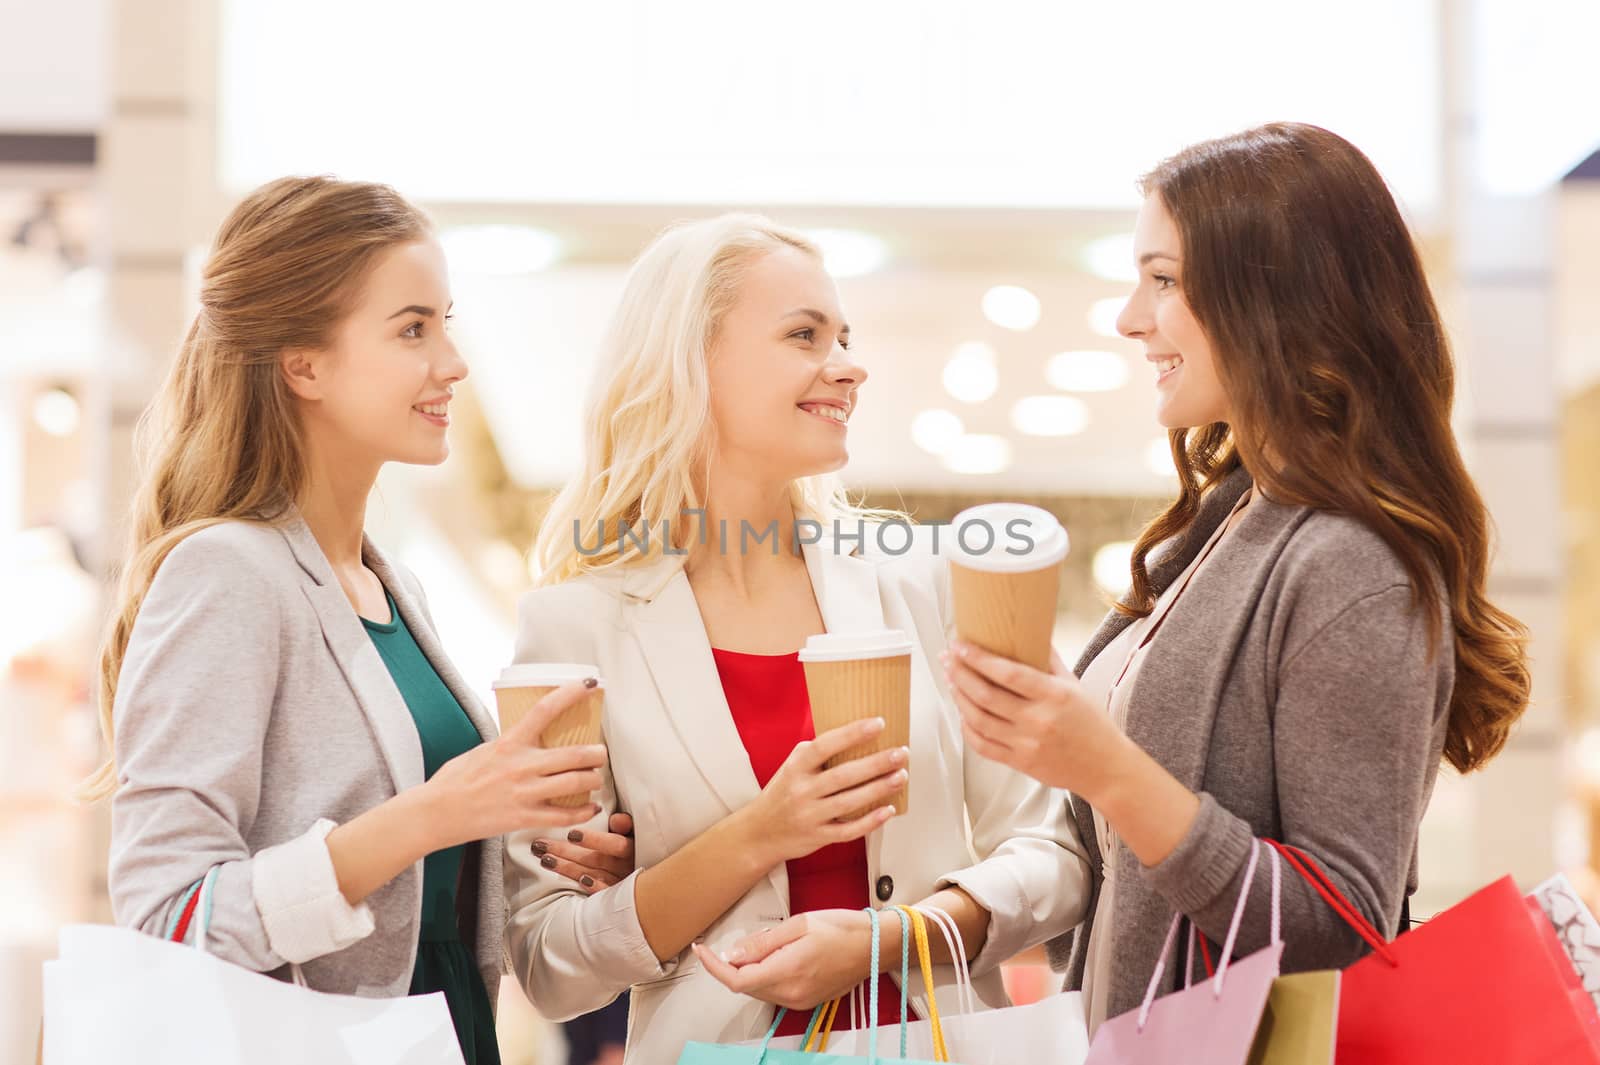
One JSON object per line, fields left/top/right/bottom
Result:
{"left": 1146, "top": 436, "right": 1178, "bottom": 477}
{"left": 805, "top": 228, "right": 889, "bottom": 278}
{"left": 440, "top": 224, "right": 562, "bottom": 275}
{"left": 1045, "top": 349, "right": 1129, "bottom": 393}
{"left": 941, "top": 434, "right": 1013, "bottom": 475}
{"left": 33, "top": 389, "right": 80, "bottom": 437}
{"left": 942, "top": 341, "right": 999, "bottom": 404}
{"left": 1010, "top": 395, "right": 1090, "bottom": 437}
{"left": 1087, "top": 296, "right": 1126, "bottom": 338}
{"left": 982, "top": 285, "right": 1041, "bottom": 331}
{"left": 1093, "top": 541, "right": 1136, "bottom": 595}
{"left": 1082, "top": 233, "right": 1137, "bottom": 282}
{"left": 910, "top": 409, "right": 965, "bottom": 455}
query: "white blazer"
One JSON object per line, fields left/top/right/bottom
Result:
{"left": 504, "top": 529, "right": 1090, "bottom": 1065}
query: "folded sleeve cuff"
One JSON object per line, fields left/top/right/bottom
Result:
{"left": 251, "top": 819, "right": 376, "bottom": 964}
{"left": 582, "top": 869, "right": 680, "bottom": 984}
{"left": 1141, "top": 792, "right": 1255, "bottom": 915}
{"left": 936, "top": 861, "right": 1030, "bottom": 976}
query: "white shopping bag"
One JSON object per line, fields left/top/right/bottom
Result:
{"left": 41, "top": 869, "right": 463, "bottom": 1065}
{"left": 751, "top": 906, "right": 1090, "bottom": 1065}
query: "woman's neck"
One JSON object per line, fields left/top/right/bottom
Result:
{"left": 296, "top": 442, "right": 379, "bottom": 570}
{"left": 686, "top": 468, "right": 803, "bottom": 593}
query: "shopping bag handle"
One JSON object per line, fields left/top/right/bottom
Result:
{"left": 764, "top": 906, "right": 913, "bottom": 1064}
{"left": 919, "top": 905, "right": 976, "bottom": 1017}
{"left": 1137, "top": 837, "right": 1265, "bottom": 1030}
{"left": 1263, "top": 839, "right": 1399, "bottom": 967}
{"left": 896, "top": 906, "right": 949, "bottom": 1062}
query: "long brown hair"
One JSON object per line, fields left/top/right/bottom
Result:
{"left": 1125, "top": 122, "right": 1528, "bottom": 774}
{"left": 80, "top": 176, "right": 431, "bottom": 801}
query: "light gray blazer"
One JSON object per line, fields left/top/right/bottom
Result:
{"left": 108, "top": 515, "right": 505, "bottom": 1002}
{"left": 1048, "top": 467, "right": 1454, "bottom": 1022}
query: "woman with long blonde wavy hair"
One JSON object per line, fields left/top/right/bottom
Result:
{"left": 505, "top": 213, "right": 1090, "bottom": 1064}
{"left": 90, "top": 175, "right": 617, "bottom": 1064}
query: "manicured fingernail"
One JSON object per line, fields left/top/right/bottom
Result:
{"left": 583, "top": 676, "right": 599, "bottom": 689}
{"left": 895, "top": 770, "right": 909, "bottom": 784}
{"left": 579, "top": 875, "right": 595, "bottom": 888}
{"left": 869, "top": 717, "right": 885, "bottom": 731}
{"left": 540, "top": 855, "right": 557, "bottom": 870}
{"left": 890, "top": 747, "right": 907, "bottom": 764}
{"left": 956, "top": 643, "right": 969, "bottom": 658}
{"left": 568, "top": 829, "right": 584, "bottom": 843}
{"left": 725, "top": 947, "right": 745, "bottom": 964}
{"left": 880, "top": 806, "right": 896, "bottom": 820}
{"left": 531, "top": 840, "right": 548, "bottom": 855}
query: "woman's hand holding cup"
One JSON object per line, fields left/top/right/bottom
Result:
{"left": 422, "top": 679, "right": 607, "bottom": 849}
{"left": 740, "top": 717, "right": 907, "bottom": 867}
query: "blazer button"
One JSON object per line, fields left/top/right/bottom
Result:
{"left": 875, "top": 875, "right": 894, "bottom": 902}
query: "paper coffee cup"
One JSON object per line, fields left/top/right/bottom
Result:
{"left": 798, "top": 631, "right": 913, "bottom": 817}
{"left": 492, "top": 663, "right": 605, "bottom": 808}
{"left": 947, "top": 503, "right": 1069, "bottom": 671}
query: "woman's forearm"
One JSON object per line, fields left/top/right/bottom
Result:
{"left": 324, "top": 787, "right": 440, "bottom": 907}
{"left": 877, "top": 885, "right": 990, "bottom": 969}
{"left": 1089, "top": 732, "right": 1201, "bottom": 869}
{"left": 634, "top": 806, "right": 781, "bottom": 962}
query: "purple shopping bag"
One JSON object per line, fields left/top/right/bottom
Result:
{"left": 1087, "top": 841, "right": 1282, "bottom": 1065}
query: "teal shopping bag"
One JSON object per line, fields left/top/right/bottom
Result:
{"left": 677, "top": 908, "right": 947, "bottom": 1065}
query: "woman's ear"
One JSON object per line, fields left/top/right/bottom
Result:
{"left": 279, "top": 346, "right": 324, "bottom": 401}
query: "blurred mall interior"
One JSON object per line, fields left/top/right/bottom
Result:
{"left": 4, "top": 1, "right": 1600, "bottom": 1061}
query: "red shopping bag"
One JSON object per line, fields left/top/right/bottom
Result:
{"left": 1266, "top": 840, "right": 1600, "bottom": 1065}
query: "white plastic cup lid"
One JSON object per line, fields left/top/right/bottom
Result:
{"left": 493, "top": 663, "right": 603, "bottom": 690}
{"left": 797, "top": 630, "right": 914, "bottom": 663}
{"left": 947, "top": 503, "right": 1069, "bottom": 573}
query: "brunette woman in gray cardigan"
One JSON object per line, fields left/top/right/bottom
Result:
{"left": 944, "top": 123, "right": 1531, "bottom": 1031}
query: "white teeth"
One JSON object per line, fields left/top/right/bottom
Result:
{"left": 416, "top": 403, "right": 448, "bottom": 417}
{"left": 1156, "top": 357, "right": 1183, "bottom": 375}
{"left": 801, "top": 403, "right": 848, "bottom": 423}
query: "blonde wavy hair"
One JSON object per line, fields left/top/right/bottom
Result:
{"left": 80, "top": 176, "right": 431, "bottom": 801}
{"left": 534, "top": 213, "right": 897, "bottom": 585}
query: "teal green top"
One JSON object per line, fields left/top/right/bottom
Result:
{"left": 363, "top": 590, "right": 500, "bottom": 1065}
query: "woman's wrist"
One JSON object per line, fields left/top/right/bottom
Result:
{"left": 405, "top": 779, "right": 456, "bottom": 857}
{"left": 726, "top": 804, "right": 784, "bottom": 879}
{"left": 871, "top": 908, "right": 903, "bottom": 975}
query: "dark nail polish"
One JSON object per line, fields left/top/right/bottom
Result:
{"left": 580, "top": 875, "right": 595, "bottom": 888}
{"left": 540, "top": 854, "right": 557, "bottom": 870}
{"left": 584, "top": 677, "right": 598, "bottom": 689}
{"left": 531, "top": 840, "right": 548, "bottom": 855}
{"left": 568, "top": 829, "right": 584, "bottom": 843}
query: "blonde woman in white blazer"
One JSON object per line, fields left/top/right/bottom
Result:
{"left": 90, "top": 178, "right": 615, "bottom": 1065}
{"left": 505, "top": 214, "right": 1091, "bottom": 1064}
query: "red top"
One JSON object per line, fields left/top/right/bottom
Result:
{"left": 712, "top": 648, "right": 911, "bottom": 1037}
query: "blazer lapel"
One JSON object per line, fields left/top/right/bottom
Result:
{"left": 801, "top": 537, "right": 900, "bottom": 885}
{"left": 278, "top": 517, "right": 425, "bottom": 794}
{"left": 626, "top": 554, "right": 764, "bottom": 819}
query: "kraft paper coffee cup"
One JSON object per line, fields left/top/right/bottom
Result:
{"left": 492, "top": 663, "right": 605, "bottom": 809}
{"left": 947, "top": 503, "right": 1069, "bottom": 671}
{"left": 798, "top": 631, "right": 913, "bottom": 817}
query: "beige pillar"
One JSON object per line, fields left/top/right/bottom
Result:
{"left": 1417, "top": 0, "right": 1567, "bottom": 910}
{"left": 86, "top": 0, "right": 221, "bottom": 920}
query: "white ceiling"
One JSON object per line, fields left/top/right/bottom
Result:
{"left": 218, "top": 0, "right": 1445, "bottom": 214}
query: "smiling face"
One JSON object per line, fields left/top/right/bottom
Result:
{"left": 705, "top": 244, "right": 866, "bottom": 483}
{"left": 281, "top": 237, "right": 467, "bottom": 471}
{"left": 1117, "top": 195, "right": 1230, "bottom": 430}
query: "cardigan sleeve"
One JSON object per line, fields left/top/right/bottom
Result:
{"left": 1141, "top": 582, "right": 1450, "bottom": 972}
{"left": 108, "top": 530, "right": 376, "bottom": 969}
